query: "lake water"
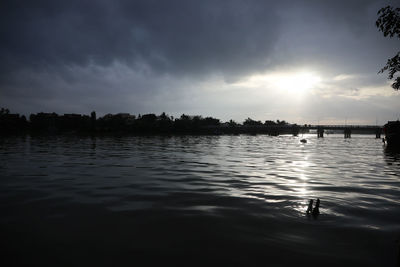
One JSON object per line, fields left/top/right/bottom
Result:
{"left": 1, "top": 134, "right": 399, "bottom": 266}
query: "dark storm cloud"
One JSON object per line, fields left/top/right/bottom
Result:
{"left": 0, "top": 0, "right": 282, "bottom": 78}
{"left": 2, "top": 0, "right": 394, "bottom": 78}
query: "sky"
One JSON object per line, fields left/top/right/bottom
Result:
{"left": 1, "top": 0, "right": 399, "bottom": 125}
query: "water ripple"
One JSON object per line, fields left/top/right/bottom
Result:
{"left": 1, "top": 134, "right": 400, "bottom": 265}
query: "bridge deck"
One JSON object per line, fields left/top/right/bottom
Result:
{"left": 306, "top": 125, "right": 382, "bottom": 130}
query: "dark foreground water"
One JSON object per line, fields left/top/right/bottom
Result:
{"left": 0, "top": 134, "right": 399, "bottom": 266}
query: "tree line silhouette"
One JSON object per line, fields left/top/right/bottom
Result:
{"left": 0, "top": 108, "right": 301, "bottom": 136}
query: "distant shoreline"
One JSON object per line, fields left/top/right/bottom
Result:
{"left": 0, "top": 109, "right": 382, "bottom": 136}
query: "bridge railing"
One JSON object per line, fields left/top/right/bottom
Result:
{"left": 306, "top": 125, "right": 382, "bottom": 129}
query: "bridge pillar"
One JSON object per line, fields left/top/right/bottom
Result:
{"left": 375, "top": 128, "right": 382, "bottom": 139}
{"left": 317, "top": 127, "right": 324, "bottom": 138}
{"left": 344, "top": 128, "right": 351, "bottom": 138}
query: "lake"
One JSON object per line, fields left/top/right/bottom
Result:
{"left": 0, "top": 134, "right": 399, "bottom": 266}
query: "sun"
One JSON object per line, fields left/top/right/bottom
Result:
{"left": 233, "top": 70, "right": 321, "bottom": 96}
{"left": 270, "top": 72, "right": 321, "bottom": 94}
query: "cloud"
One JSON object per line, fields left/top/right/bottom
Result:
{"left": 0, "top": 0, "right": 399, "bottom": 124}
{"left": 333, "top": 74, "right": 358, "bottom": 81}
{"left": 0, "top": 0, "right": 283, "bottom": 79}
{"left": 2, "top": 0, "right": 397, "bottom": 78}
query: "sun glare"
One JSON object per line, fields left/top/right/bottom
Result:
{"left": 235, "top": 71, "right": 322, "bottom": 97}
{"left": 269, "top": 72, "right": 321, "bottom": 94}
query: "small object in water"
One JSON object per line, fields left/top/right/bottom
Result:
{"left": 312, "top": 198, "right": 320, "bottom": 216}
{"left": 300, "top": 139, "right": 307, "bottom": 143}
{"left": 306, "top": 199, "right": 313, "bottom": 214}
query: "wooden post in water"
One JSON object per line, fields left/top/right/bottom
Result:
{"left": 317, "top": 127, "right": 324, "bottom": 138}
{"left": 344, "top": 128, "right": 351, "bottom": 138}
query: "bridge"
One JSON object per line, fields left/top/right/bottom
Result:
{"left": 306, "top": 125, "right": 382, "bottom": 130}
{"left": 302, "top": 125, "right": 383, "bottom": 138}
{"left": 213, "top": 124, "right": 383, "bottom": 137}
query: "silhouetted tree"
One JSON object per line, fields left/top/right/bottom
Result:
{"left": 90, "top": 111, "right": 96, "bottom": 131}
{"left": 0, "top": 108, "right": 10, "bottom": 115}
{"left": 192, "top": 115, "right": 202, "bottom": 128}
{"left": 376, "top": 6, "right": 400, "bottom": 90}
{"left": 228, "top": 119, "right": 238, "bottom": 127}
{"left": 159, "top": 112, "right": 168, "bottom": 121}
{"left": 173, "top": 114, "right": 194, "bottom": 132}
{"left": 29, "top": 112, "right": 59, "bottom": 132}
{"left": 179, "top": 114, "right": 190, "bottom": 121}
{"left": 243, "top": 118, "right": 263, "bottom": 126}
{"left": 202, "top": 117, "right": 220, "bottom": 126}
{"left": 140, "top": 114, "right": 157, "bottom": 123}
{"left": 276, "top": 120, "right": 288, "bottom": 125}
{"left": 264, "top": 120, "right": 276, "bottom": 126}
{"left": 134, "top": 113, "right": 158, "bottom": 132}
{"left": 0, "top": 108, "right": 28, "bottom": 134}
{"left": 157, "top": 112, "right": 173, "bottom": 132}
{"left": 1, "top": 108, "right": 300, "bottom": 135}
{"left": 97, "top": 113, "right": 133, "bottom": 132}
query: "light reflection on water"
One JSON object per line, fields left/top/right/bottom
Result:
{"left": 0, "top": 134, "right": 400, "bottom": 265}
{"left": 1, "top": 134, "right": 400, "bottom": 218}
